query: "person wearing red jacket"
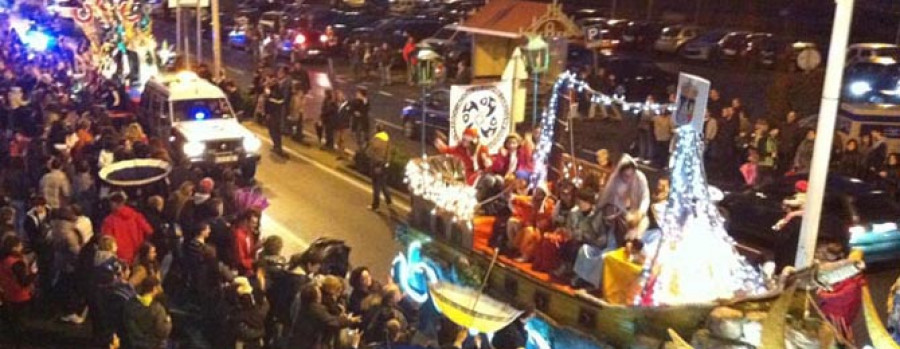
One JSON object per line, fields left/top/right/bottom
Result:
{"left": 232, "top": 210, "right": 260, "bottom": 276}
{"left": 101, "top": 192, "right": 153, "bottom": 264}
{"left": 435, "top": 127, "right": 491, "bottom": 185}
{"left": 402, "top": 35, "right": 417, "bottom": 86}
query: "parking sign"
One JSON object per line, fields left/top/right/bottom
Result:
{"left": 583, "top": 25, "right": 603, "bottom": 49}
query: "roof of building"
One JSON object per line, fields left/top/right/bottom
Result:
{"left": 456, "top": 0, "right": 580, "bottom": 39}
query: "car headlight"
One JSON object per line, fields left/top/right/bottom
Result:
{"left": 849, "top": 81, "right": 872, "bottom": 96}
{"left": 243, "top": 136, "right": 261, "bottom": 153}
{"left": 183, "top": 142, "right": 205, "bottom": 158}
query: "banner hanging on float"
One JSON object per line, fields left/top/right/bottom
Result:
{"left": 449, "top": 80, "right": 513, "bottom": 153}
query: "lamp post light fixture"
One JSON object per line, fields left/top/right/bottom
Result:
{"left": 416, "top": 43, "right": 441, "bottom": 157}
{"left": 522, "top": 35, "right": 549, "bottom": 131}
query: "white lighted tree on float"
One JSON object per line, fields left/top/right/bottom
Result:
{"left": 637, "top": 127, "right": 764, "bottom": 306}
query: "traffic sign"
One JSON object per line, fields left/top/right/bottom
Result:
{"left": 583, "top": 25, "right": 603, "bottom": 49}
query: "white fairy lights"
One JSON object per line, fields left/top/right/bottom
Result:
{"left": 405, "top": 159, "right": 479, "bottom": 221}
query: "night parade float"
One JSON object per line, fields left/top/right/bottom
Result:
{"left": 391, "top": 70, "right": 876, "bottom": 348}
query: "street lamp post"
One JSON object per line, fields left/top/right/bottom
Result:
{"left": 522, "top": 35, "right": 549, "bottom": 132}
{"left": 796, "top": 0, "right": 855, "bottom": 268}
{"left": 416, "top": 43, "right": 440, "bottom": 157}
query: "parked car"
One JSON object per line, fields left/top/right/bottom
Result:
{"left": 352, "top": 16, "right": 444, "bottom": 63}
{"left": 620, "top": 20, "right": 661, "bottom": 50}
{"left": 653, "top": 25, "right": 701, "bottom": 54}
{"left": 421, "top": 24, "right": 471, "bottom": 55}
{"left": 401, "top": 89, "right": 450, "bottom": 138}
{"left": 842, "top": 61, "right": 900, "bottom": 103}
{"left": 594, "top": 53, "right": 676, "bottom": 102}
{"left": 567, "top": 8, "right": 607, "bottom": 21}
{"left": 742, "top": 37, "right": 818, "bottom": 71}
{"left": 717, "top": 31, "right": 755, "bottom": 61}
{"left": 846, "top": 43, "right": 900, "bottom": 66}
{"left": 678, "top": 29, "right": 730, "bottom": 61}
{"left": 719, "top": 174, "right": 900, "bottom": 267}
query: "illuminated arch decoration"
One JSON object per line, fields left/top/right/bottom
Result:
{"left": 391, "top": 239, "right": 441, "bottom": 303}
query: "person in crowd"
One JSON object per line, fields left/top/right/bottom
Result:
{"left": 320, "top": 89, "right": 338, "bottom": 149}
{"left": 24, "top": 196, "right": 53, "bottom": 294}
{"left": 51, "top": 205, "right": 86, "bottom": 324}
{"left": 731, "top": 98, "right": 750, "bottom": 132}
{"left": 635, "top": 96, "right": 655, "bottom": 161}
{"left": 71, "top": 160, "right": 96, "bottom": 216}
{"left": 491, "top": 134, "right": 534, "bottom": 178}
{"left": 552, "top": 188, "right": 600, "bottom": 279}
{"left": 232, "top": 210, "right": 259, "bottom": 276}
{"left": 0, "top": 235, "right": 36, "bottom": 348}
{"left": 351, "top": 88, "right": 371, "bottom": 150}
{"left": 506, "top": 185, "right": 555, "bottom": 263}
{"left": 335, "top": 90, "right": 353, "bottom": 157}
{"left": 129, "top": 242, "right": 160, "bottom": 288}
{"left": 362, "top": 284, "right": 407, "bottom": 344}
{"left": 879, "top": 153, "right": 900, "bottom": 198}
{"left": 165, "top": 181, "right": 194, "bottom": 223}
{"left": 838, "top": 139, "right": 864, "bottom": 178}
{"left": 226, "top": 276, "right": 269, "bottom": 349}
{"left": 266, "top": 67, "right": 290, "bottom": 157}
{"left": 39, "top": 157, "right": 71, "bottom": 210}
{"left": 289, "top": 61, "right": 311, "bottom": 94}
{"left": 707, "top": 89, "right": 724, "bottom": 118}
{"left": 267, "top": 250, "right": 322, "bottom": 346}
{"left": 348, "top": 266, "right": 381, "bottom": 316}
{"left": 402, "top": 35, "right": 417, "bottom": 86}
{"left": 434, "top": 128, "right": 492, "bottom": 184}
{"left": 179, "top": 177, "right": 217, "bottom": 229}
{"left": 866, "top": 129, "right": 888, "bottom": 179}
{"left": 599, "top": 155, "right": 650, "bottom": 241}
{"left": 860, "top": 133, "right": 873, "bottom": 155}
{"left": 792, "top": 129, "right": 815, "bottom": 174}
{"left": 288, "top": 284, "right": 360, "bottom": 349}
{"left": 287, "top": 81, "right": 307, "bottom": 143}
{"left": 102, "top": 192, "right": 153, "bottom": 264}
{"left": 740, "top": 148, "right": 760, "bottom": 187}
{"left": 124, "top": 122, "right": 148, "bottom": 145}
{"left": 491, "top": 309, "right": 533, "bottom": 349}
{"left": 375, "top": 43, "right": 393, "bottom": 86}
{"left": 751, "top": 119, "right": 778, "bottom": 184}
{"left": 366, "top": 124, "right": 393, "bottom": 211}
{"left": 652, "top": 112, "right": 674, "bottom": 168}
{"left": 122, "top": 276, "right": 171, "bottom": 349}
{"left": 778, "top": 111, "right": 802, "bottom": 174}
{"left": 349, "top": 40, "right": 364, "bottom": 81}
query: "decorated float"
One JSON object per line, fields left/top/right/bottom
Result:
{"left": 390, "top": 67, "right": 879, "bottom": 348}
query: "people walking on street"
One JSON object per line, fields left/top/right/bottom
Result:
{"left": 402, "top": 35, "right": 417, "bottom": 86}
{"left": 320, "top": 89, "right": 338, "bottom": 149}
{"left": 376, "top": 43, "right": 393, "bottom": 86}
{"left": 0, "top": 235, "right": 35, "bottom": 348}
{"left": 334, "top": 90, "right": 353, "bottom": 158}
{"left": 367, "top": 124, "right": 393, "bottom": 211}
{"left": 351, "top": 88, "right": 371, "bottom": 150}
{"left": 288, "top": 82, "right": 307, "bottom": 143}
{"left": 122, "top": 276, "right": 171, "bottom": 349}
{"left": 266, "top": 67, "right": 290, "bottom": 157}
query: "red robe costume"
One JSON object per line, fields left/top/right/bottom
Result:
{"left": 439, "top": 143, "right": 491, "bottom": 184}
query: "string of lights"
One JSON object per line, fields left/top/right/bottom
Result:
{"left": 405, "top": 158, "right": 479, "bottom": 221}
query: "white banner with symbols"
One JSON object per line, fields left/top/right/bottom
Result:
{"left": 449, "top": 81, "right": 513, "bottom": 153}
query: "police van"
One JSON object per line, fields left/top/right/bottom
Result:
{"left": 138, "top": 71, "right": 261, "bottom": 179}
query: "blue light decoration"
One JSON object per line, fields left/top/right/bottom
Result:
{"left": 189, "top": 105, "right": 212, "bottom": 121}
{"left": 391, "top": 240, "right": 441, "bottom": 303}
{"left": 24, "top": 30, "right": 53, "bottom": 52}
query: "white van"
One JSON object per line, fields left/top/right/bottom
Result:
{"left": 138, "top": 71, "right": 261, "bottom": 179}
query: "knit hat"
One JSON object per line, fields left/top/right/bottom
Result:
{"left": 795, "top": 180, "right": 808, "bottom": 193}
{"left": 198, "top": 177, "right": 215, "bottom": 193}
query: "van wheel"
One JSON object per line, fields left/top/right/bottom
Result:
{"left": 403, "top": 120, "right": 416, "bottom": 139}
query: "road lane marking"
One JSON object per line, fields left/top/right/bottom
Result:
{"left": 378, "top": 91, "right": 394, "bottom": 97}
{"left": 261, "top": 211, "right": 309, "bottom": 252}
{"left": 254, "top": 131, "right": 412, "bottom": 213}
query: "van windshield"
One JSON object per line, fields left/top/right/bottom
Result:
{"left": 173, "top": 99, "right": 233, "bottom": 121}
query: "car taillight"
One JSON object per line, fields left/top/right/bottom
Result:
{"left": 295, "top": 34, "right": 306, "bottom": 45}
{"left": 319, "top": 34, "right": 328, "bottom": 43}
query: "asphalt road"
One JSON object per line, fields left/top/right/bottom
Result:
{"left": 155, "top": 23, "right": 899, "bottom": 346}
